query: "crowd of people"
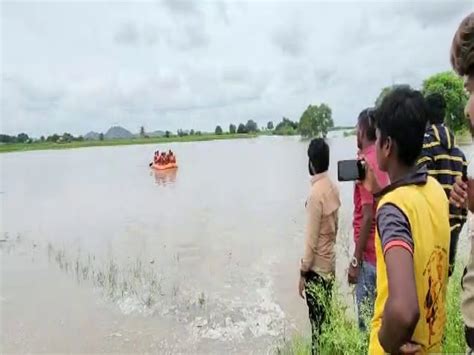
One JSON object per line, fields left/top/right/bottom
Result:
{"left": 299, "top": 12, "right": 474, "bottom": 355}
{"left": 152, "top": 150, "right": 177, "bottom": 166}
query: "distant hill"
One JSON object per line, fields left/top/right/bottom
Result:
{"left": 105, "top": 126, "right": 133, "bottom": 140}
{"left": 84, "top": 131, "right": 100, "bottom": 140}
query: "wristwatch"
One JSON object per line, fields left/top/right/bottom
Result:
{"left": 351, "top": 256, "right": 359, "bottom": 268}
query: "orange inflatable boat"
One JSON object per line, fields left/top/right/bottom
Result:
{"left": 151, "top": 163, "right": 178, "bottom": 171}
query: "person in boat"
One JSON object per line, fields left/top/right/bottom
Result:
{"left": 168, "top": 150, "right": 176, "bottom": 164}
{"left": 154, "top": 151, "right": 159, "bottom": 164}
{"left": 161, "top": 151, "right": 169, "bottom": 165}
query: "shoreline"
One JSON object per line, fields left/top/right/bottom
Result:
{"left": 0, "top": 133, "right": 260, "bottom": 154}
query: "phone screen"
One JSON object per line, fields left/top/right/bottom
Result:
{"left": 337, "top": 160, "right": 365, "bottom": 182}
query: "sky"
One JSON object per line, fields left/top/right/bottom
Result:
{"left": 1, "top": 0, "right": 473, "bottom": 137}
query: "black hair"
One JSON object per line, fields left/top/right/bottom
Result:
{"left": 451, "top": 13, "right": 474, "bottom": 76}
{"left": 425, "top": 93, "right": 446, "bottom": 125}
{"left": 375, "top": 87, "right": 428, "bottom": 167}
{"left": 307, "top": 138, "right": 329, "bottom": 175}
{"left": 358, "top": 108, "right": 377, "bottom": 141}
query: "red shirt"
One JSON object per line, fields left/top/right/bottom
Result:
{"left": 353, "top": 144, "right": 390, "bottom": 266}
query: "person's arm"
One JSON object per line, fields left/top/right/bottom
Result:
{"left": 379, "top": 248, "right": 419, "bottom": 352}
{"left": 355, "top": 205, "right": 373, "bottom": 257}
{"left": 377, "top": 204, "right": 419, "bottom": 353}
{"left": 354, "top": 189, "right": 374, "bottom": 262}
{"left": 348, "top": 188, "right": 373, "bottom": 284}
{"left": 301, "top": 194, "right": 322, "bottom": 273}
{"left": 451, "top": 177, "right": 474, "bottom": 212}
{"left": 299, "top": 193, "right": 322, "bottom": 299}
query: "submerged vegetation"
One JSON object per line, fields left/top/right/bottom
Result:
{"left": 47, "top": 243, "right": 163, "bottom": 311}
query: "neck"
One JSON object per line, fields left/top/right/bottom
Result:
{"left": 387, "top": 162, "right": 412, "bottom": 183}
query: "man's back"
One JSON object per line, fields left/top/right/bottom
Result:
{"left": 418, "top": 123, "right": 468, "bottom": 227}
{"left": 370, "top": 174, "right": 450, "bottom": 354}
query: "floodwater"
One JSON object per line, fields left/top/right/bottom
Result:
{"left": 1, "top": 136, "right": 473, "bottom": 354}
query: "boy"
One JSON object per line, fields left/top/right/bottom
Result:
{"left": 367, "top": 87, "right": 450, "bottom": 354}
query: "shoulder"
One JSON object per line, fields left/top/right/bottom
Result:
{"left": 376, "top": 202, "right": 414, "bottom": 254}
{"left": 426, "top": 176, "right": 450, "bottom": 200}
{"left": 452, "top": 146, "right": 467, "bottom": 161}
{"left": 324, "top": 176, "right": 340, "bottom": 199}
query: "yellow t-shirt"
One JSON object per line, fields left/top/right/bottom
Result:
{"left": 369, "top": 176, "right": 450, "bottom": 354}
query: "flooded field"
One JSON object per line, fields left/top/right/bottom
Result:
{"left": 1, "top": 136, "right": 473, "bottom": 353}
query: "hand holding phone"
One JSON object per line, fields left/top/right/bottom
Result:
{"left": 337, "top": 159, "right": 366, "bottom": 182}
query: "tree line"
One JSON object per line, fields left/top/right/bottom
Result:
{"left": 1, "top": 71, "right": 466, "bottom": 144}
{"left": 0, "top": 132, "right": 85, "bottom": 144}
{"left": 213, "top": 105, "right": 334, "bottom": 138}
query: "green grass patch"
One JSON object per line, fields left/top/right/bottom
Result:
{"left": 278, "top": 261, "right": 466, "bottom": 354}
{"left": 443, "top": 263, "right": 465, "bottom": 353}
{"left": 0, "top": 133, "right": 258, "bottom": 154}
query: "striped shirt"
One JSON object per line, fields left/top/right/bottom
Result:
{"left": 417, "top": 124, "right": 468, "bottom": 233}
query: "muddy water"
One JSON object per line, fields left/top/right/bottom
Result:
{"left": 1, "top": 136, "right": 473, "bottom": 353}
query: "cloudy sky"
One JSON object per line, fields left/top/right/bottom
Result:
{"left": 1, "top": 0, "right": 473, "bottom": 136}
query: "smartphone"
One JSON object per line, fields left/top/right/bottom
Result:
{"left": 337, "top": 159, "right": 366, "bottom": 182}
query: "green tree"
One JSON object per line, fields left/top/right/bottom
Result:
{"left": 237, "top": 123, "right": 248, "bottom": 134}
{"left": 423, "top": 71, "right": 468, "bottom": 132}
{"left": 267, "top": 121, "right": 274, "bottom": 130}
{"left": 62, "top": 132, "right": 74, "bottom": 142}
{"left": 215, "top": 125, "right": 223, "bottom": 135}
{"left": 165, "top": 131, "right": 171, "bottom": 138}
{"left": 40, "top": 136, "right": 45, "bottom": 142}
{"left": 274, "top": 117, "right": 298, "bottom": 135}
{"left": 47, "top": 134, "right": 60, "bottom": 142}
{"left": 17, "top": 133, "right": 29, "bottom": 143}
{"left": 190, "top": 129, "right": 195, "bottom": 135}
{"left": 298, "top": 104, "right": 334, "bottom": 138}
{"left": 229, "top": 124, "right": 236, "bottom": 134}
{"left": 0, "top": 134, "right": 16, "bottom": 143}
{"left": 99, "top": 133, "right": 104, "bottom": 141}
{"left": 140, "top": 126, "right": 146, "bottom": 138}
{"left": 245, "top": 120, "right": 258, "bottom": 133}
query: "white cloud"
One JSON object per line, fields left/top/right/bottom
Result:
{"left": 1, "top": 0, "right": 472, "bottom": 136}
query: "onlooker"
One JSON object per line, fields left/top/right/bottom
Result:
{"left": 449, "top": 12, "right": 474, "bottom": 351}
{"left": 299, "top": 138, "right": 341, "bottom": 354}
{"left": 349, "top": 108, "right": 389, "bottom": 331}
{"left": 417, "top": 93, "right": 468, "bottom": 276}
{"left": 366, "top": 87, "right": 450, "bottom": 354}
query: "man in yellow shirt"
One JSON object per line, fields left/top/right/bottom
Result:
{"left": 367, "top": 87, "right": 450, "bottom": 354}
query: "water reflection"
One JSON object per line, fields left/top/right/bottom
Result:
{"left": 151, "top": 168, "right": 177, "bottom": 186}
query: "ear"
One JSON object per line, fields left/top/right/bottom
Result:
{"left": 308, "top": 160, "right": 315, "bottom": 175}
{"left": 384, "top": 136, "right": 393, "bottom": 158}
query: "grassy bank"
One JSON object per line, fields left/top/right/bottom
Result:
{"left": 277, "top": 261, "right": 465, "bottom": 354}
{"left": 455, "top": 128, "right": 473, "bottom": 146}
{"left": 0, "top": 133, "right": 257, "bottom": 154}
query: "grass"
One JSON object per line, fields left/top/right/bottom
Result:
{"left": 443, "top": 263, "right": 465, "bottom": 353}
{"left": 278, "top": 261, "right": 466, "bottom": 354}
{"left": 455, "top": 128, "right": 473, "bottom": 146}
{"left": 0, "top": 133, "right": 258, "bottom": 154}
